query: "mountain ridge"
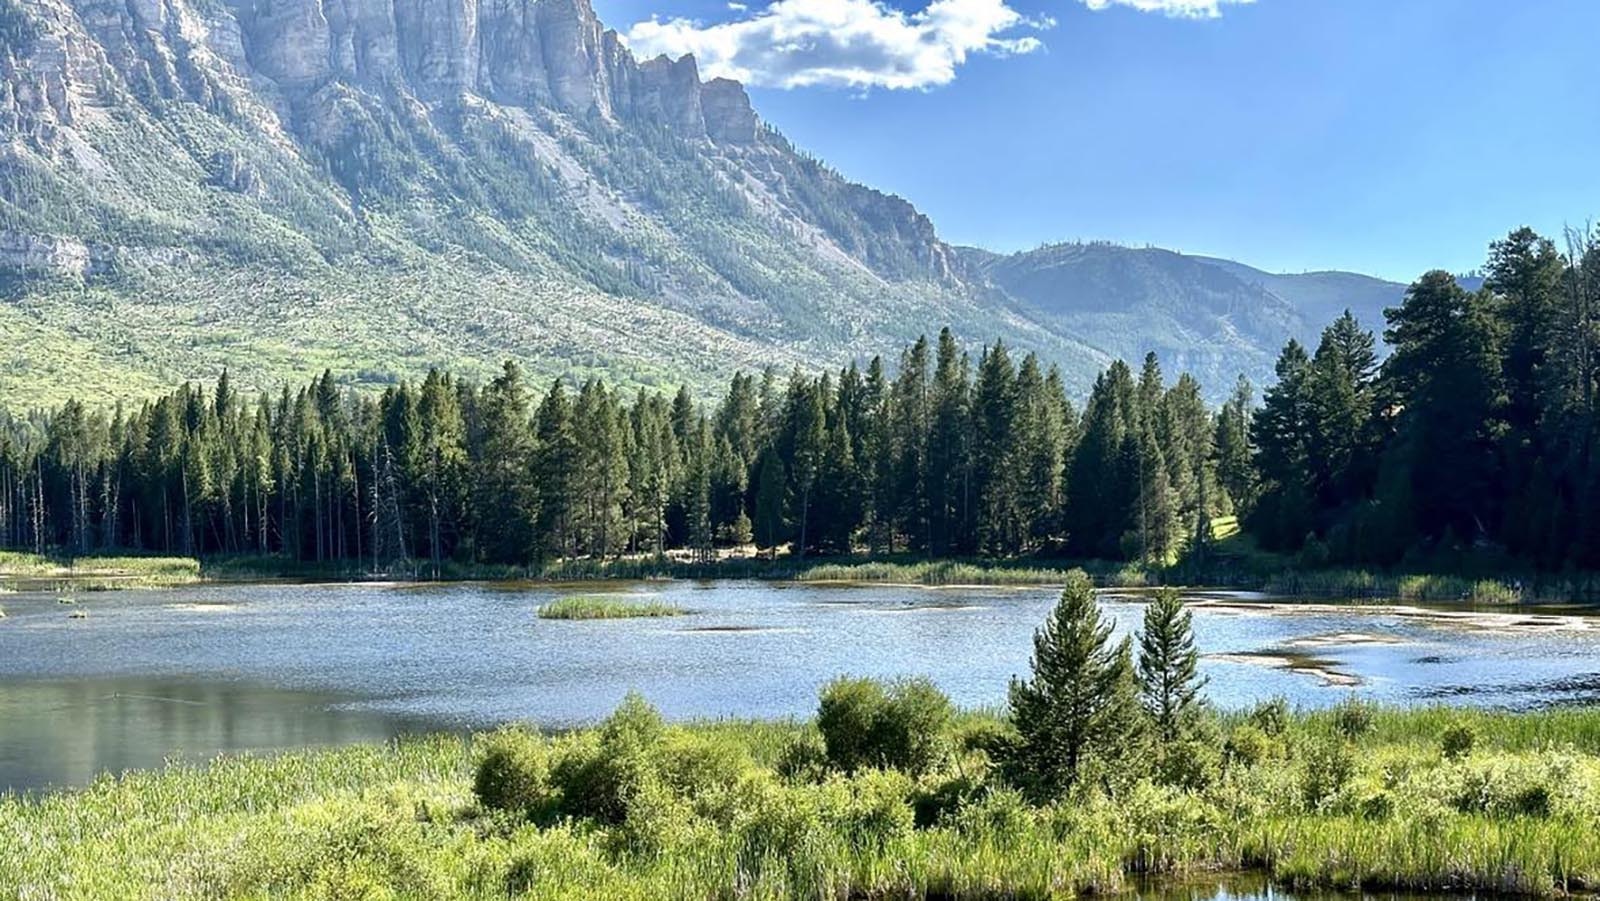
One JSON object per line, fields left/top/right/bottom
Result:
{"left": 2, "top": 0, "right": 1401, "bottom": 406}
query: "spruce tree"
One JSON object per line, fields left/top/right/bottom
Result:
{"left": 1136, "top": 588, "right": 1206, "bottom": 743}
{"left": 1006, "top": 570, "right": 1137, "bottom": 799}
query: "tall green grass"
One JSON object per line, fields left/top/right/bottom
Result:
{"left": 7, "top": 704, "right": 1600, "bottom": 899}
{"left": 537, "top": 596, "right": 688, "bottom": 619}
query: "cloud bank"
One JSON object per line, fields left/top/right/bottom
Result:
{"left": 624, "top": 0, "right": 1050, "bottom": 90}
{"left": 623, "top": 0, "right": 1251, "bottom": 92}
{"left": 1077, "top": 0, "right": 1254, "bottom": 18}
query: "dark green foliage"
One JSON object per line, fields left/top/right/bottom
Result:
{"left": 816, "top": 677, "right": 953, "bottom": 777}
{"left": 1249, "top": 698, "right": 1290, "bottom": 737}
{"left": 1332, "top": 696, "right": 1375, "bottom": 739}
{"left": 1137, "top": 588, "right": 1206, "bottom": 743}
{"left": 1005, "top": 570, "right": 1146, "bottom": 799}
{"left": 1442, "top": 722, "right": 1477, "bottom": 760}
{"left": 473, "top": 729, "right": 554, "bottom": 819}
{"left": 548, "top": 693, "right": 665, "bottom": 824}
{"left": 1301, "top": 738, "right": 1356, "bottom": 810}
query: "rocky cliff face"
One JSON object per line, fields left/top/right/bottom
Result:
{"left": 1, "top": 0, "right": 1052, "bottom": 405}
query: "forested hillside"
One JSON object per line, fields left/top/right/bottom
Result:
{"left": 4, "top": 224, "right": 1597, "bottom": 573}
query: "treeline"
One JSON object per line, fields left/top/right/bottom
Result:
{"left": 0, "top": 332, "right": 1221, "bottom": 571}
{"left": 1250, "top": 224, "right": 1600, "bottom": 569}
{"left": 1, "top": 223, "right": 1596, "bottom": 573}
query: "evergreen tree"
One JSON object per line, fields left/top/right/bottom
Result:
{"left": 972, "top": 342, "right": 1021, "bottom": 556}
{"left": 1251, "top": 341, "right": 1316, "bottom": 551}
{"left": 752, "top": 445, "right": 787, "bottom": 556}
{"left": 535, "top": 379, "right": 578, "bottom": 561}
{"left": 928, "top": 328, "right": 971, "bottom": 555}
{"left": 1213, "top": 376, "right": 1257, "bottom": 517}
{"left": 1379, "top": 271, "right": 1505, "bottom": 550}
{"left": 473, "top": 363, "right": 536, "bottom": 565}
{"left": 1136, "top": 588, "right": 1206, "bottom": 743}
{"left": 1006, "top": 571, "right": 1140, "bottom": 799}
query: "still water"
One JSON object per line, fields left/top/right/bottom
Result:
{"left": 2, "top": 579, "right": 1598, "bottom": 791}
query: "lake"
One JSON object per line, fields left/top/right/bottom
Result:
{"left": 2, "top": 579, "right": 1598, "bottom": 792}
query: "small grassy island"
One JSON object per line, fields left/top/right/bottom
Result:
{"left": 537, "top": 596, "right": 689, "bottom": 620}
{"left": 5, "top": 574, "right": 1600, "bottom": 900}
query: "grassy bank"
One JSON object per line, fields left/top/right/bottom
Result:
{"left": 537, "top": 596, "right": 688, "bottom": 620}
{"left": 10, "top": 547, "right": 1600, "bottom": 607}
{"left": 0, "top": 551, "right": 201, "bottom": 589}
{"left": 6, "top": 700, "right": 1600, "bottom": 900}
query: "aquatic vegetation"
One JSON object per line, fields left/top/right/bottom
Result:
{"left": 537, "top": 596, "right": 688, "bottom": 620}
{"left": 794, "top": 560, "right": 1076, "bottom": 586}
{"left": 6, "top": 699, "right": 1600, "bottom": 900}
{"left": 0, "top": 552, "right": 201, "bottom": 590}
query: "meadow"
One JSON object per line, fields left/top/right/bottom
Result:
{"left": 5, "top": 696, "right": 1600, "bottom": 900}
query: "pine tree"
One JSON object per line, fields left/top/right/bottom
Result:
{"left": 752, "top": 445, "right": 786, "bottom": 556}
{"left": 535, "top": 379, "right": 578, "bottom": 561}
{"left": 1213, "top": 376, "right": 1257, "bottom": 517}
{"left": 972, "top": 341, "right": 1020, "bottom": 556}
{"left": 1379, "top": 271, "right": 1505, "bottom": 549}
{"left": 473, "top": 362, "right": 536, "bottom": 565}
{"left": 1066, "top": 361, "right": 1138, "bottom": 558}
{"left": 1251, "top": 341, "right": 1316, "bottom": 551}
{"left": 1136, "top": 588, "right": 1206, "bottom": 743}
{"left": 928, "top": 328, "right": 970, "bottom": 555}
{"left": 1006, "top": 570, "right": 1138, "bottom": 800}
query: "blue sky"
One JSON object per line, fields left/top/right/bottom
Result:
{"left": 601, "top": 0, "right": 1600, "bottom": 281}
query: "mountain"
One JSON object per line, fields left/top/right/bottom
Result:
{"left": 961, "top": 242, "right": 1410, "bottom": 391}
{"left": 0, "top": 0, "right": 1412, "bottom": 408}
{"left": 0, "top": 0, "right": 1101, "bottom": 405}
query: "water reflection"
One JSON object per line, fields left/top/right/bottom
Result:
{"left": 1133, "top": 873, "right": 1477, "bottom": 901}
{"left": 0, "top": 678, "right": 434, "bottom": 794}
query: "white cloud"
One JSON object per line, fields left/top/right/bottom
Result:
{"left": 1078, "top": 0, "right": 1253, "bottom": 18}
{"left": 624, "top": 0, "right": 1050, "bottom": 90}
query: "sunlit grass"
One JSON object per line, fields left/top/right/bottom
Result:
{"left": 6, "top": 704, "right": 1600, "bottom": 899}
{"left": 537, "top": 596, "right": 688, "bottom": 620}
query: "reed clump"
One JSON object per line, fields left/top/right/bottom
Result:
{"left": 537, "top": 596, "right": 688, "bottom": 620}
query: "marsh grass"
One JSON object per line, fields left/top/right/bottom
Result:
{"left": 7, "top": 704, "right": 1600, "bottom": 900}
{"left": 0, "top": 551, "right": 200, "bottom": 590}
{"left": 537, "top": 596, "right": 688, "bottom": 620}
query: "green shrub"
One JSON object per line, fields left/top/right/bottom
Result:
{"left": 1442, "top": 722, "right": 1477, "bottom": 760}
{"left": 1358, "top": 789, "right": 1395, "bottom": 820}
{"left": 1224, "top": 724, "right": 1275, "bottom": 768}
{"left": 911, "top": 772, "right": 982, "bottom": 828}
{"left": 1154, "top": 739, "right": 1219, "bottom": 790}
{"left": 952, "top": 787, "right": 1033, "bottom": 841}
{"left": 816, "top": 677, "right": 952, "bottom": 776}
{"left": 549, "top": 693, "right": 665, "bottom": 823}
{"left": 953, "top": 717, "right": 1014, "bottom": 759}
{"left": 1301, "top": 739, "right": 1356, "bottom": 810}
{"left": 472, "top": 728, "right": 554, "bottom": 819}
{"left": 824, "top": 770, "right": 914, "bottom": 851}
{"left": 1249, "top": 697, "right": 1290, "bottom": 736}
{"left": 775, "top": 730, "right": 829, "bottom": 784}
{"left": 656, "top": 730, "right": 754, "bottom": 822}
{"left": 1332, "top": 696, "right": 1375, "bottom": 739}
{"left": 731, "top": 779, "right": 829, "bottom": 889}
{"left": 1448, "top": 756, "right": 1562, "bottom": 818}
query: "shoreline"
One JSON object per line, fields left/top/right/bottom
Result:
{"left": 6, "top": 550, "right": 1600, "bottom": 609}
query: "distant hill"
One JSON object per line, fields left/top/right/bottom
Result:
{"left": 962, "top": 243, "right": 1410, "bottom": 392}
